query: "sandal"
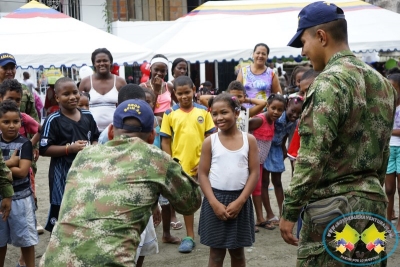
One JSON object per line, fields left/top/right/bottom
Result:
{"left": 170, "top": 221, "right": 183, "bottom": 230}
{"left": 255, "top": 221, "right": 276, "bottom": 230}
{"left": 267, "top": 216, "right": 280, "bottom": 226}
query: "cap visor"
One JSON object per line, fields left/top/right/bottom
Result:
{"left": 0, "top": 59, "right": 16, "bottom": 67}
{"left": 287, "top": 30, "right": 304, "bottom": 48}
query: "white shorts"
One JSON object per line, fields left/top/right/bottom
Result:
{"left": 135, "top": 216, "right": 158, "bottom": 263}
{"left": 0, "top": 195, "right": 39, "bottom": 247}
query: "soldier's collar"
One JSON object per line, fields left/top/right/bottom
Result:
{"left": 325, "top": 50, "right": 355, "bottom": 69}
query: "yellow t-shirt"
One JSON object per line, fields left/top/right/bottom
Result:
{"left": 160, "top": 103, "right": 215, "bottom": 176}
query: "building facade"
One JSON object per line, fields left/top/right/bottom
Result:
{"left": 106, "top": 0, "right": 205, "bottom": 22}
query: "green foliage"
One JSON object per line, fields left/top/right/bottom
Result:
{"left": 102, "top": 1, "right": 112, "bottom": 33}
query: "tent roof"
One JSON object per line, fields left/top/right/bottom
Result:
{"left": 121, "top": 0, "right": 400, "bottom": 63}
{"left": 0, "top": 1, "right": 152, "bottom": 68}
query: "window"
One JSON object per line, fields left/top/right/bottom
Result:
{"left": 37, "top": 0, "right": 81, "bottom": 20}
{"left": 44, "top": 0, "right": 63, "bottom": 12}
{"left": 66, "top": 0, "right": 81, "bottom": 20}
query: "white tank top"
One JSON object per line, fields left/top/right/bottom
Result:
{"left": 209, "top": 132, "right": 249, "bottom": 191}
{"left": 89, "top": 75, "right": 118, "bottom": 131}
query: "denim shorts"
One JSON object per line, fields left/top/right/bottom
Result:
{"left": 0, "top": 195, "right": 39, "bottom": 247}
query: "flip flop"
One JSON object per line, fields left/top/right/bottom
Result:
{"left": 170, "top": 221, "right": 183, "bottom": 230}
{"left": 254, "top": 226, "right": 260, "bottom": 233}
{"left": 267, "top": 216, "right": 280, "bottom": 226}
{"left": 255, "top": 221, "right": 276, "bottom": 230}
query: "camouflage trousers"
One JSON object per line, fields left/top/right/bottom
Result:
{"left": 297, "top": 195, "right": 388, "bottom": 267}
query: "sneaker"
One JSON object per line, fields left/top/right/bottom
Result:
{"left": 37, "top": 223, "right": 44, "bottom": 235}
{"left": 178, "top": 237, "right": 195, "bottom": 253}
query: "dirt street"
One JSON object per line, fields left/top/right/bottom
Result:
{"left": 4, "top": 158, "right": 400, "bottom": 266}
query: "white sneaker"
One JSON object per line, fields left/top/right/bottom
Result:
{"left": 37, "top": 223, "right": 44, "bottom": 234}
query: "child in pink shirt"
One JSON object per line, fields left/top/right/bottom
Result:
{"left": 248, "top": 93, "right": 286, "bottom": 231}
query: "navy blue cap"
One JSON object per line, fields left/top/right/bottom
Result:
{"left": 288, "top": 1, "right": 345, "bottom": 48}
{"left": 0, "top": 53, "right": 16, "bottom": 67}
{"left": 113, "top": 99, "right": 154, "bottom": 132}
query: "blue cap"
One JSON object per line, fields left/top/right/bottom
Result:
{"left": 113, "top": 99, "right": 154, "bottom": 132}
{"left": 0, "top": 53, "right": 16, "bottom": 67}
{"left": 287, "top": 1, "right": 345, "bottom": 48}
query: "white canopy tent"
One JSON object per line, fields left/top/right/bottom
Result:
{"left": 0, "top": 1, "right": 152, "bottom": 68}
{"left": 114, "top": 0, "right": 400, "bottom": 63}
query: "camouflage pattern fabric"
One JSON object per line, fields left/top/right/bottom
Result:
{"left": 40, "top": 137, "right": 201, "bottom": 266}
{"left": 20, "top": 84, "right": 39, "bottom": 171}
{"left": 0, "top": 149, "right": 12, "bottom": 198}
{"left": 20, "top": 84, "right": 39, "bottom": 123}
{"left": 283, "top": 50, "right": 396, "bottom": 223}
{"left": 297, "top": 196, "right": 387, "bottom": 267}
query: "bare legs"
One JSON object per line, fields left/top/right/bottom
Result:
{"left": 0, "top": 246, "right": 6, "bottom": 267}
{"left": 385, "top": 173, "right": 400, "bottom": 233}
{"left": 184, "top": 214, "right": 195, "bottom": 239}
{"left": 161, "top": 204, "right": 180, "bottom": 244}
{"left": 262, "top": 170, "right": 284, "bottom": 221}
{"left": 20, "top": 246, "right": 35, "bottom": 267}
{"left": 0, "top": 246, "right": 35, "bottom": 267}
{"left": 208, "top": 247, "right": 246, "bottom": 267}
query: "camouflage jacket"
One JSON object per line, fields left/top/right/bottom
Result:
{"left": 40, "top": 137, "right": 201, "bottom": 266}
{"left": 0, "top": 149, "right": 13, "bottom": 198}
{"left": 283, "top": 50, "right": 396, "bottom": 222}
{"left": 20, "top": 84, "right": 39, "bottom": 123}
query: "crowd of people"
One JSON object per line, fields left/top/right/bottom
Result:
{"left": 0, "top": 1, "right": 399, "bottom": 266}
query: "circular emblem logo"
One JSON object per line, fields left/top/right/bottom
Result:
{"left": 322, "top": 212, "right": 399, "bottom": 266}
{"left": 50, "top": 217, "right": 58, "bottom": 225}
{"left": 197, "top": 116, "right": 204, "bottom": 124}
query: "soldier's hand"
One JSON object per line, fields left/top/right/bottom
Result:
{"left": 279, "top": 217, "right": 298, "bottom": 246}
{"left": 0, "top": 197, "right": 12, "bottom": 221}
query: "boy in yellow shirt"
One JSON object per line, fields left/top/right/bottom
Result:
{"left": 161, "top": 76, "right": 215, "bottom": 253}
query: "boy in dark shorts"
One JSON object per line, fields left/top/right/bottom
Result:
{"left": 39, "top": 77, "right": 99, "bottom": 232}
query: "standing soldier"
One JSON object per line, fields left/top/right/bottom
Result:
{"left": 280, "top": 2, "right": 396, "bottom": 266}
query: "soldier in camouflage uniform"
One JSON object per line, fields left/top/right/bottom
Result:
{"left": 40, "top": 99, "right": 202, "bottom": 267}
{"left": 0, "top": 150, "right": 13, "bottom": 221}
{"left": 280, "top": 2, "right": 396, "bottom": 266}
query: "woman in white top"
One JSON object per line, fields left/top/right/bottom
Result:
{"left": 79, "top": 48, "right": 126, "bottom": 132}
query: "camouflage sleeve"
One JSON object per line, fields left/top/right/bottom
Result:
{"left": 377, "top": 144, "right": 390, "bottom": 187}
{"left": 0, "top": 149, "right": 13, "bottom": 198}
{"left": 282, "top": 76, "right": 341, "bottom": 222}
{"left": 160, "top": 159, "right": 202, "bottom": 216}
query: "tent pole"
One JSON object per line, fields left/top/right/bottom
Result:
{"left": 214, "top": 61, "right": 219, "bottom": 90}
{"left": 168, "top": 61, "right": 173, "bottom": 82}
{"left": 117, "top": 0, "right": 121, "bottom": 21}
{"left": 200, "top": 63, "right": 205, "bottom": 84}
